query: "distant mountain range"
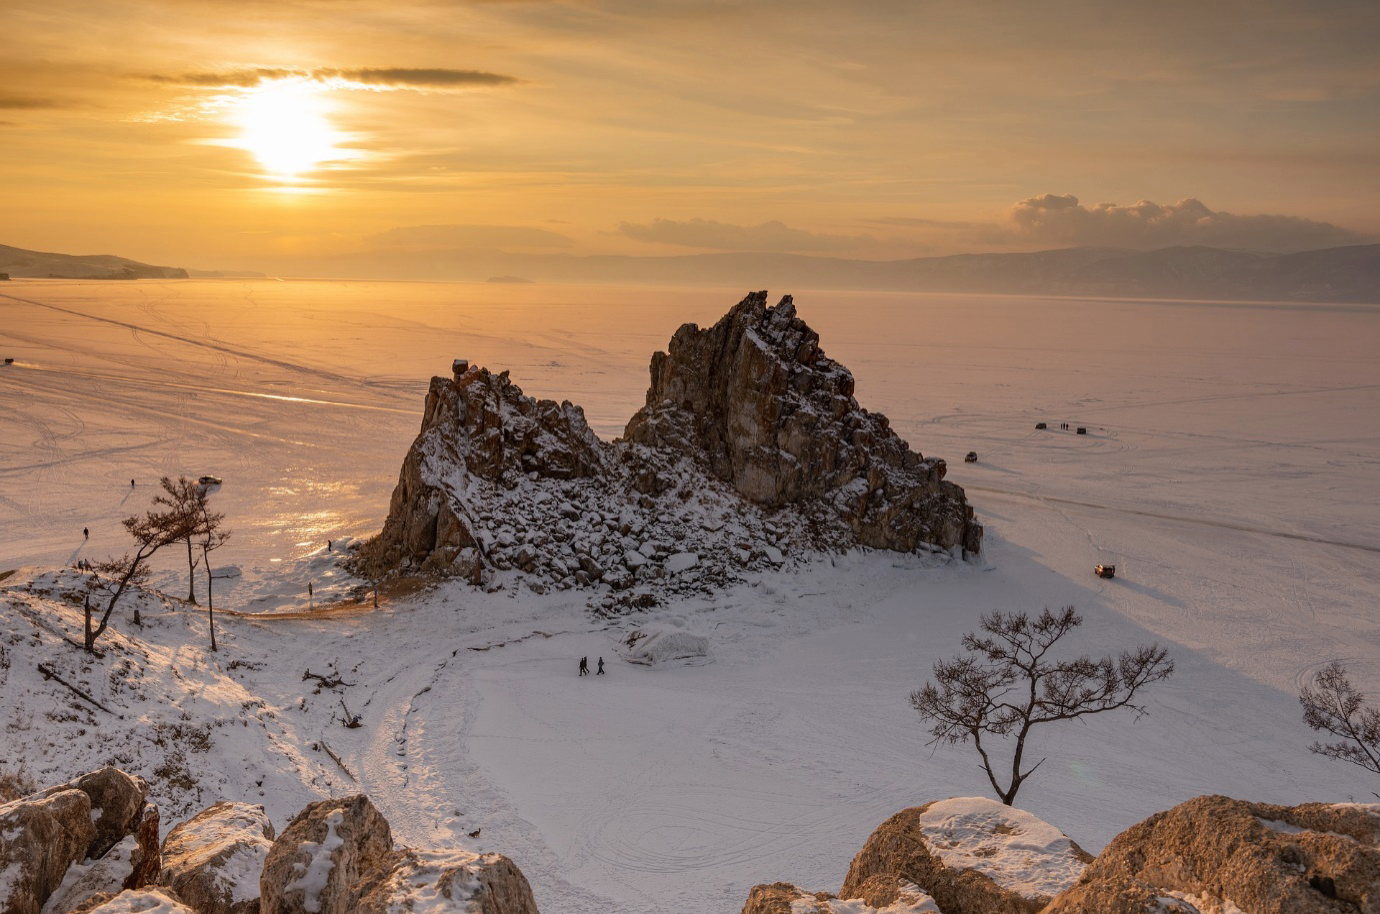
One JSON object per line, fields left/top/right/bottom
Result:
{"left": 263, "top": 242, "right": 1380, "bottom": 303}
{"left": 4, "top": 241, "right": 1378, "bottom": 303}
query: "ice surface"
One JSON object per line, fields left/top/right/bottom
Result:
{"left": 2, "top": 279, "right": 1379, "bottom": 914}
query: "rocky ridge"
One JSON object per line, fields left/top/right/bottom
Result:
{"left": 356, "top": 292, "right": 981, "bottom": 606}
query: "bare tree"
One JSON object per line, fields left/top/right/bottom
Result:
{"left": 153, "top": 476, "right": 211, "bottom": 604}
{"left": 198, "top": 522, "right": 231, "bottom": 652}
{"left": 1301, "top": 662, "right": 1380, "bottom": 781}
{"left": 911, "top": 605, "right": 1174, "bottom": 806}
{"left": 81, "top": 510, "right": 182, "bottom": 652}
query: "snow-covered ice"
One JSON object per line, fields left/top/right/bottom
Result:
{"left": 2, "top": 279, "right": 1379, "bottom": 914}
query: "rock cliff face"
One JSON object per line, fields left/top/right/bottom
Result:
{"left": 625, "top": 291, "right": 981, "bottom": 554}
{"left": 357, "top": 292, "right": 981, "bottom": 595}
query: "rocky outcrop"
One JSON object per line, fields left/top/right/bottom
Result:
{"left": 0, "top": 787, "right": 96, "bottom": 914}
{"left": 626, "top": 292, "right": 981, "bottom": 554}
{"left": 741, "top": 881, "right": 943, "bottom": 913}
{"left": 353, "top": 848, "right": 540, "bottom": 914}
{"left": 69, "top": 887, "right": 197, "bottom": 913}
{"left": 4, "top": 771, "right": 542, "bottom": 914}
{"left": 260, "top": 795, "right": 394, "bottom": 914}
{"left": 1043, "top": 795, "right": 1380, "bottom": 914}
{"left": 160, "top": 801, "right": 276, "bottom": 914}
{"left": 0, "top": 768, "right": 159, "bottom": 914}
{"left": 357, "top": 292, "right": 980, "bottom": 599}
{"left": 840, "top": 798, "right": 1089, "bottom": 914}
{"left": 43, "top": 767, "right": 154, "bottom": 862}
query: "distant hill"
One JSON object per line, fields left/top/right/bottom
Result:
{"left": 0, "top": 243, "right": 188, "bottom": 280}
{"left": 6, "top": 240, "right": 1378, "bottom": 302}
{"left": 262, "top": 243, "right": 1380, "bottom": 303}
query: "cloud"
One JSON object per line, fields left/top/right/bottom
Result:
{"left": 618, "top": 218, "right": 871, "bottom": 252}
{"left": 0, "top": 95, "right": 64, "bottom": 109}
{"left": 1006, "top": 194, "right": 1370, "bottom": 253}
{"left": 143, "top": 67, "right": 519, "bottom": 91}
{"left": 366, "top": 224, "right": 573, "bottom": 249}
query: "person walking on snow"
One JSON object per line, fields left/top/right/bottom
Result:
{"left": 83, "top": 527, "right": 88, "bottom": 539}
{"left": 578, "top": 656, "right": 589, "bottom": 676}
{"left": 597, "top": 657, "right": 605, "bottom": 675}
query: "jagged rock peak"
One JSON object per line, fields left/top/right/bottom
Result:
{"left": 356, "top": 291, "right": 981, "bottom": 597}
{"left": 626, "top": 291, "right": 982, "bottom": 554}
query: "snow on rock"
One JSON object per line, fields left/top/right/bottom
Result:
{"left": 839, "top": 798, "right": 1091, "bottom": 914}
{"left": 741, "top": 881, "right": 941, "bottom": 914}
{"left": 0, "top": 788, "right": 95, "bottom": 914}
{"left": 622, "top": 626, "right": 711, "bottom": 666}
{"left": 625, "top": 291, "right": 982, "bottom": 554}
{"left": 353, "top": 847, "right": 539, "bottom": 914}
{"left": 41, "top": 834, "right": 141, "bottom": 914}
{"left": 1043, "top": 795, "right": 1380, "bottom": 914}
{"left": 41, "top": 767, "right": 152, "bottom": 862}
{"left": 913, "top": 797, "right": 1088, "bottom": 900}
{"left": 354, "top": 292, "right": 980, "bottom": 611}
{"left": 71, "top": 888, "right": 198, "bottom": 913}
{"left": 159, "top": 801, "right": 275, "bottom": 914}
{"left": 260, "top": 795, "right": 392, "bottom": 914}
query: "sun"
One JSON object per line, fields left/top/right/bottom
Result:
{"left": 231, "top": 79, "right": 344, "bottom": 179}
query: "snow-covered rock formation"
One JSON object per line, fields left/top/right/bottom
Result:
{"left": 356, "top": 292, "right": 981, "bottom": 600}
{"left": 626, "top": 291, "right": 982, "bottom": 554}
{"left": 741, "top": 794, "right": 1380, "bottom": 914}
{"left": 0, "top": 771, "right": 538, "bottom": 914}
{"left": 1043, "top": 795, "right": 1380, "bottom": 914}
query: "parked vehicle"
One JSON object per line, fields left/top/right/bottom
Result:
{"left": 1035, "top": 422, "right": 1046, "bottom": 429}
{"left": 198, "top": 475, "right": 222, "bottom": 486}
{"left": 964, "top": 452, "right": 978, "bottom": 463}
{"left": 1095, "top": 564, "right": 1116, "bottom": 579}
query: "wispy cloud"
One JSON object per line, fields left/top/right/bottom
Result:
{"left": 143, "top": 67, "right": 520, "bottom": 91}
{"left": 366, "top": 224, "right": 573, "bottom": 249}
{"left": 618, "top": 218, "right": 871, "bottom": 252}
{"left": 0, "top": 95, "right": 66, "bottom": 109}
{"left": 1005, "top": 194, "right": 1371, "bottom": 253}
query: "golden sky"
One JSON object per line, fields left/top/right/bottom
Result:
{"left": 2, "top": 0, "right": 1377, "bottom": 270}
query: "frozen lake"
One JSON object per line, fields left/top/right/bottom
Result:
{"left": 3, "top": 278, "right": 1380, "bottom": 913}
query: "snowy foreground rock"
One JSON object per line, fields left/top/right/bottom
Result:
{"left": 0, "top": 771, "right": 536, "bottom": 914}
{"left": 739, "top": 795, "right": 1380, "bottom": 914}
{"left": 355, "top": 291, "right": 982, "bottom": 607}
{"left": 7, "top": 769, "right": 1380, "bottom": 914}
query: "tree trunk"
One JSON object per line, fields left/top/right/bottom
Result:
{"left": 185, "top": 538, "right": 198, "bottom": 604}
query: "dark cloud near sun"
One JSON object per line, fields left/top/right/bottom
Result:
{"left": 143, "top": 67, "right": 519, "bottom": 90}
{"left": 1005, "top": 194, "right": 1371, "bottom": 253}
{"left": 366, "top": 224, "right": 573, "bottom": 249}
{"left": 0, "top": 95, "right": 66, "bottom": 109}
{"left": 619, "top": 218, "right": 871, "bottom": 253}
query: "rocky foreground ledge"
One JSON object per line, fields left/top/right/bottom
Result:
{"left": 354, "top": 292, "right": 982, "bottom": 604}
{"left": 745, "top": 795, "right": 1380, "bottom": 914}
{"left": 1, "top": 768, "right": 535, "bottom": 914}
{"left": 6, "top": 767, "right": 1376, "bottom": 914}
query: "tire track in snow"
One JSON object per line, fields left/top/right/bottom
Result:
{"left": 0, "top": 291, "right": 371, "bottom": 390}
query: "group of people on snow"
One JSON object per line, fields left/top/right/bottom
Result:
{"left": 578, "top": 656, "right": 605, "bottom": 676}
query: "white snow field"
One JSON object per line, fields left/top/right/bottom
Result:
{"left": 2, "top": 279, "right": 1380, "bottom": 914}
